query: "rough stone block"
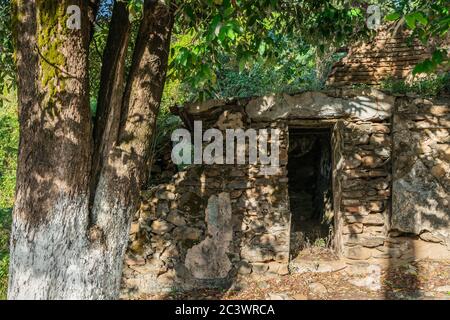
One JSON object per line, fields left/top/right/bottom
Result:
{"left": 344, "top": 246, "right": 372, "bottom": 260}
{"left": 342, "top": 223, "right": 364, "bottom": 234}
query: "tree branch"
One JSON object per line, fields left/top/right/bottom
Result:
{"left": 89, "top": 0, "right": 131, "bottom": 210}
{"left": 88, "top": 0, "right": 101, "bottom": 42}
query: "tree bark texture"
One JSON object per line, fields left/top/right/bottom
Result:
{"left": 8, "top": 0, "right": 174, "bottom": 299}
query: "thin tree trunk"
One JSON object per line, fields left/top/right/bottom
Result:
{"left": 8, "top": 0, "right": 173, "bottom": 299}
{"left": 90, "top": 0, "right": 130, "bottom": 207}
{"left": 87, "top": 0, "right": 174, "bottom": 298}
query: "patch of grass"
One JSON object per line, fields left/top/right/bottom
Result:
{"left": 0, "top": 90, "right": 19, "bottom": 299}
{"left": 313, "top": 238, "right": 327, "bottom": 248}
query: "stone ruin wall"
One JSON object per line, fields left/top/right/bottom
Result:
{"left": 121, "top": 88, "right": 450, "bottom": 297}
{"left": 121, "top": 108, "right": 292, "bottom": 296}
{"left": 391, "top": 97, "right": 450, "bottom": 249}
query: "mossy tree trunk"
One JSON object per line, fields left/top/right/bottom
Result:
{"left": 8, "top": 0, "right": 173, "bottom": 299}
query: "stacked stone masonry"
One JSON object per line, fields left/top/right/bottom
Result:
{"left": 327, "top": 23, "right": 431, "bottom": 86}
{"left": 121, "top": 88, "right": 450, "bottom": 297}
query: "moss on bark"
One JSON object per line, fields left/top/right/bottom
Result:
{"left": 36, "top": 0, "right": 67, "bottom": 97}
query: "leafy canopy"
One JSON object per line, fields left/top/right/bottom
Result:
{"left": 385, "top": 0, "right": 450, "bottom": 74}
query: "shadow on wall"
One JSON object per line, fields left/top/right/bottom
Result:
{"left": 383, "top": 96, "right": 450, "bottom": 299}
{"left": 124, "top": 164, "right": 254, "bottom": 299}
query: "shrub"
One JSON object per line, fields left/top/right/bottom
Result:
{"left": 381, "top": 73, "right": 450, "bottom": 97}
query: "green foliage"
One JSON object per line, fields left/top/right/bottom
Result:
{"left": 0, "top": 0, "right": 15, "bottom": 92}
{"left": 212, "top": 44, "right": 334, "bottom": 99}
{"left": 380, "top": 73, "right": 450, "bottom": 97}
{"left": 413, "top": 49, "right": 448, "bottom": 75}
{"left": 0, "top": 91, "right": 18, "bottom": 209}
{"left": 0, "top": 0, "right": 447, "bottom": 299}
{"left": 170, "top": 0, "right": 370, "bottom": 99}
{"left": 313, "top": 238, "right": 327, "bottom": 248}
{"left": 166, "top": 38, "right": 343, "bottom": 103}
{"left": 36, "top": 0, "right": 67, "bottom": 97}
{"left": 126, "top": 0, "right": 143, "bottom": 21}
{"left": 89, "top": 18, "right": 110, "bottom": 102}
{"left": 0, "top": 89, "right": 18, "bottom": 300}
{"left": 384, "top": 0, "right": 450, "bottom": 74}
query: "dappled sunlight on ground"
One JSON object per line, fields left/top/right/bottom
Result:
{"left": 135, "top": 260, "right": 450, "bottom": 300}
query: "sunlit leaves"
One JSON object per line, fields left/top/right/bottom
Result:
{"left": 169, "top": 0, "right": 371, "bottom": 99}
{"left": 413, "top": 49, "right": 449, "bottom": 75}
{"left": 384, "top": 0, "right": 449, "bottom": 75}
{"left": 404, "top": 11, "right": 428, "bottom": 29}
{"left": 126, "top": 0, "right": 143, "bottom": 21}
{"left": 170, "top": 0, "right": 278, "bottom": 96}
{"left": 385, "top": 12, "right": 401, "bottom": 21}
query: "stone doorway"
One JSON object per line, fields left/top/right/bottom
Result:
{"left": 288, "top": 128, "right": 334, "bottom": 260}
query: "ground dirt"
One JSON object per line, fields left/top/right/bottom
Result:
{"left": 135, "top": 259, "right": 450, "bottom": 300}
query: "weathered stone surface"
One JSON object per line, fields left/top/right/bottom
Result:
{"left": 434, "top": 285, "right": 450, "bottom": 293}
{"left": 342, "top": 223, "right": 364, "bottom": 234}
{"left": 431, "top": 163, "right": 447, "bottom": 178}
{"left": 241, "top": 246, "right": 276, "bottom": 262}
{"left": 130, "top": 264, "right": 160, "bottom": 275}
{"left": 327, "top": 24, "right": 430, "bottom": 87}
{"left": 185, "top": 99, "right": 226, "bottom": 114}
{"left": 123, "top": 91, "right": 449, "bottom": 299}
{"left": 156, "top": 190, "right": 176, "bottom": 200}
{"left": 343, "top": 235, "right": 385, "bottom": 248}
{"left": 267, "top": 262, "right": 286, "bottom": 274}
{"left": 215, "top": 110, "right": 244, "bottom": 130}
{"left": 361, "top": 155, "right": 384, "bottom": 168}
{"left": 364, "top": 225, "right": 385, "bottom": 235}
{"left": 151, "top": 219, "right": 173, "bottom": 235}
{"left": 363, "top": 214, "right": 385, "bottom": 226}
{"left": 344, "top": 246, "right": 372, "bottom": 260}
{"left": 267, "top": 293, "right": 293, "bottom": 300}
{"left": 370, "top": 133, "right": 390, "bottom": 147}
{"left": 125, "top": 254, "right": 146, "bottom": 266}
{"left": 156, "top": 201, "right": 170, "bottom": 216}
{"left": 374, "top": 147, "right": 391, "bottom": 159}
{"left": 166, "top": 210, "right": 186, "bottom": 227}
{"left": 245, "top": 90, "right": 393, "bottom": 122}
{"left": 368, "top": 201, "right": 385, "bottom": 213}
{"left": 345, "top": 132, "right": 371, "bottom": 145}
{"left": 343, "top": 157, "right": 362, "bottom": 169}
{"left": 237, "top": 261, "right": 252, "bottom": 275}
{"left": 252, "top": 263, "right": 269, "bottom": 274}
{"left": 277, "top": 264, "right": 290, "bottom": 275}
{"left": 129, "top": 222, "right": 140, "bottom": 235}
{"left": 411, "top": 240, "right": 450, "bottom": 260}
{"left": 185, "top": 193, "right": 233, "bottom": 279}
{"left": 419, "top": 231, "right": 444, "bottom": 243}
{"left": 372, "top": 246, "right": 402, "bottom": 259}
{"left": 173, "top": 226, "right": 203, "bottom": 241}
{"left": 392, "top": 159, "right": 450, "bottom": 245}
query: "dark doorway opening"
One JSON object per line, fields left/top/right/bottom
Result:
{"left": 288, "top": 128, "right": 334, "bottom": 260}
